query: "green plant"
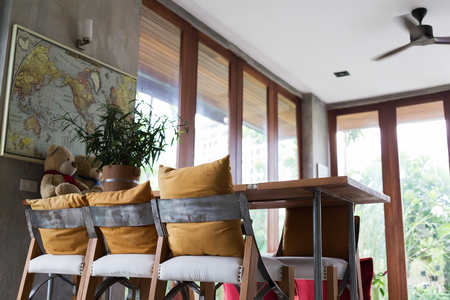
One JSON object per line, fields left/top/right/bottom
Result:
{"left": 58, "top": 100, "right": 188, "bottom": 170}
{"left": 372, "top": 271, "right": 387, "bottom": 298}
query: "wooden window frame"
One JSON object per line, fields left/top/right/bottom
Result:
{"left": 328, "top": 91, "right": 450, "bottom": 300}
{"left": 141, "top": 0, "right": 302, "bottom": 254}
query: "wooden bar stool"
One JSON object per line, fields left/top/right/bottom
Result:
{"left": 17, "top": 207, "right": 87, "bottom": 300}
{"left": 149, "top": 193, "right": 294, "bottom": 300}
{"left": 77, "top": 202, "right": 156, "bottom": 300}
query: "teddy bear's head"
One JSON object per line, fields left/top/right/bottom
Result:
{"left": 44, "top": 144, "right": 77, "bottom": 175}
{"left": 75, "top": 155, "right": 102, "bottom": 180}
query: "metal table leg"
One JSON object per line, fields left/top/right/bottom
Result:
{"left": 347, "top": 203, "right": 358, "bottom": 300}
{"left": 313, "top": 190, "right": 322, "bottom": 300}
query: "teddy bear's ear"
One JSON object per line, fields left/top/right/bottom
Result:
{"left": 75, "top": 155, "right": 85, "bottom": 165}
{"left": 47, "top": 144, "right": 59, "bottom": 157}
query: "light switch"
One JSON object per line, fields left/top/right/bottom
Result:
{"left": 20, "top": 179, "right": 38, "bottom": 193}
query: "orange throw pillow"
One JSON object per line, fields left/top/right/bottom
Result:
{"left": 86, "top": 181, "right": 157, "bottom": 254}
{"left": 158, "top": 155, "right": 244, "bottom": 258}
{"left": 27, "top": 194, "right": 89, "bottom": 255}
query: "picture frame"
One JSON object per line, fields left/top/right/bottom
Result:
{"left": 0, "top": 24, "right": 137, "bottom": 164}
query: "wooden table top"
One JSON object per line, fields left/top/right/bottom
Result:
{"left": 235, "top": 176, "right": 390, "bottom": 209}
{"left": 23, "top": 176, "right": 390, "bottom": 209}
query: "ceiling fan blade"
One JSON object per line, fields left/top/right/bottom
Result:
{"left": 397, "top": 15, "right": 422, "bottom": 37}
{"left": 433, "top": 37, "right": 450, "bottom": 44}
{"left": 373, "top": 43, "right": 413, "bottom": 60}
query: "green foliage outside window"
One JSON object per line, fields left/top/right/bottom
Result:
{"left": 344, "top": 130, "right": 450, "bottom": 299}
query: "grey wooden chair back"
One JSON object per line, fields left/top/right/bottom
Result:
{"left": 25, "top": 207, "right": 86, "bottom": 254}
{"left": 84, "top": 202, "right": 154, "bottom": 253}
{"left": 151, "top": 193, "right": 253, "bottom": 238}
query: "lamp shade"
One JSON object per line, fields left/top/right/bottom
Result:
{"left": 83, "top": 19, "right": 92, "bottom": 39}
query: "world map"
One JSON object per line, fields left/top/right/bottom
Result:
{"left": 2, "top": 26, "right": 136, "bottom": 161}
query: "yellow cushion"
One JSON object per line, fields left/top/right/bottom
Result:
{"left": 86, "top": 181, "right": 157, "bottom": 254}
{"left": 27, "top": 194, "right": 89, "bottom": 255}
{"left": 158, "top": 155, "right": 244, "bottom": 257}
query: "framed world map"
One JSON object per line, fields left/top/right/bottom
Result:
{"left": 1, "top": 25, "right": 137, "bottom": 163}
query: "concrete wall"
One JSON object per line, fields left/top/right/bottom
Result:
{"left": 0, "top": 0, "right": 141, "bottom": 298}
{"left": 302, "top": 93, "right": 329, "bottom": 179}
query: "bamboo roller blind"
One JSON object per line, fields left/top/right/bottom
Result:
{"left": 139, "top": 6, "right": 298, "bottom": 138}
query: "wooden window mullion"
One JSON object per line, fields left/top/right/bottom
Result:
{"left": 443, "top": 91, "right": 450, "bottom": 172}
{"left": 229, "top": 57, "right": 243, "bottom": 184}
{"left": 268, "top": 81, "right": 278, "bottom": 181}
{"left": 267, "top": 81, "right": 278, "bottom": 253}
{"left": 328, "top": 110, "right": 337, "bottom": 176}
{"left": 378, "top": 102, "right": 409, "bottom": 300}
{"left": 177, "top": 24, "right": 198, "bottom": 168}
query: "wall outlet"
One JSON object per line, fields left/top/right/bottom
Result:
{"left": 20, "top": 179, "right": 38, "bottom": 193}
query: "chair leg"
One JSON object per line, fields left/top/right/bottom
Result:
{"left": 17, "top": 239, "right": 42, "bottom": 300}
{"left": 280, "top": 266, "right": 295, "bottom": 300}
{"left": 200, "top": 282, "right": 215, "bottom": 300}
{"left": 239, "top": 236, "right": 258, "bottom": 300}
{"left": 76, "top": 238, "right": 104, "bottom": 300}
{"left": 356, "top": 251, "right": 364, "bottom": 300}
{"left": 188, "top": 286, "right": 195, "bottom": 300}
{"left": 129, "top": 278, "right": 151, "bottom": 300}
{"left": 326, "top": 266, "right": 338, "bottom": 300}
{"left": 73, "top": 275, "right": 81, "bottom": 300}
{"left": 149, "top": 237, "right": 170, "bottom": 300}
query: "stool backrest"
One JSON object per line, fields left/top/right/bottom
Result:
{"left": 84, "top": 202, "right": 154, "bottom": 253}
{"left": 25, "top": 207, "right": 86, "bottom": 253}
{"left": 151, "top": 193, "right": 253, "bottom": 237}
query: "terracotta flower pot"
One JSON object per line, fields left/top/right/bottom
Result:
{"left": 101, "top": 165, "right": 141, "bottom": 192}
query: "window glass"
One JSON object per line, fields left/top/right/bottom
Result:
{"left": 396, "top": 101, "right": 450, "bottom": 299}
{"left": 337, "top": 111, "right": 387, "bottom": 296}
{"left": 242, "top": 71, "right": 268, "bottom": 184}
{"left": 242, "top": 71, "right": 268, "bottom": 252}
{"left": 194, "top": 43, "right": 229, "bottom": 165}
{"left": 137, "top": 7, "right": 181, "bottom": 189}
{"left": 278, "top": 94, "right": 298, "bottom": 181}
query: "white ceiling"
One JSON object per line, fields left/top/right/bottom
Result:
{"left": 172, "top": 0, "right": 450, "bottom": 104}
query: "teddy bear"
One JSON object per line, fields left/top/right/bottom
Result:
{"left": 40, "top": 144, "right": 90, "bottom": 198}
{"left": 74, "top": 155, "right": 104, "bottom": 193}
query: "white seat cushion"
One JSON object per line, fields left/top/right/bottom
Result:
{"left": 158, "top": 255, "right": 287, "bottom": 284}
{"left": 91, "top": 254, "right": 155, "bottom": 278}
{"left": 159, "top": 256, "right": 243, "bottom": 284}
{"left": 274, "top": 257, "right": 348, "bottom": 280}
{"left": 28, "top": 254, "right": 84, "bottom": 275}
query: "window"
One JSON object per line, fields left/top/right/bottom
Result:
{"left": 140, "top": 0, "right": 302, "bottom": 262}
{"left": 242, "top": 70, "right": 268, "bottom": 252}
{"left": 137, "top": 6, "right": 181, "bottom": 189}
{"left": 194, "top": 42, "right": 230, "bottom": 165}
{"left": 336, "top": 111, "right": 387, "bottom": 290}
{"left": 330, "top": 94, "right": 450, "bottom": 299}
{"left": 278, "top": 93, "right": 299, "bottom": 181}
{"left": 396, "top": 102, "right": 450, "bottom": 298}
{"left": 242, "top": 71, "right": 268, "bottom": 184}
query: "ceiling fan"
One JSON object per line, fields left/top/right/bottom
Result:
{"left": 375, "top": 7, "right": 450, "bottom": 60}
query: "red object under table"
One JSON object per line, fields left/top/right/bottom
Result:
{"left": 223, "top": 257, "right": 374, "bottom": 300}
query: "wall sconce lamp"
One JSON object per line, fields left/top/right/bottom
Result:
{"left": 77, "top": 19, "right": 93, "bottom": 50}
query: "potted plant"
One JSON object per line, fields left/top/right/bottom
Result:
{"left": 372, "top": 271, "right": 387, "bottom": 300}
{"left": 59, "top": 99, "right": 188, "bottom": 191}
